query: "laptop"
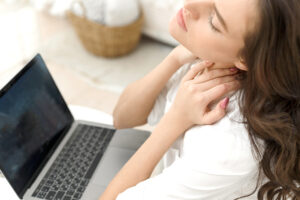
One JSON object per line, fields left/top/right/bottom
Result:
{"left": 0, "top": 54, "right": 150, "bottom": 200}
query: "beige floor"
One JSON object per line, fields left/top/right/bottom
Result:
{"left": 38, "top": 13, "right": 173, "bottom": 93}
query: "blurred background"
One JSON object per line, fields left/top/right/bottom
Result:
{"left": 0, "top": 0, "right": 185, "bottom": 192}
{"left": 0, "top": 0, "right": 183, "bottom": 119}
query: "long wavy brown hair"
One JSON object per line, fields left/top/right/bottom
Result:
{"left": 236, "top": 0, "right": 300, "bottom": 199}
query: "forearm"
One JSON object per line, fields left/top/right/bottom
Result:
{"left": 99, "top": 110, "right": 190, "bottom": 200}
{"left": 113, "top": 52, "right": 181, "bottom": 129}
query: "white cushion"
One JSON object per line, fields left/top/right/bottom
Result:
{"left": 139, "top": 0, "right": 184, "bottom": 46}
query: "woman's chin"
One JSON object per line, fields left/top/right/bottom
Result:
{"left": 168, "top": 17, "right": 185, "bottom": 44}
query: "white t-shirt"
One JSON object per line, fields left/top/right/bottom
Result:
{"left": 116, "top": 62, "right": 263, "bottom": 200}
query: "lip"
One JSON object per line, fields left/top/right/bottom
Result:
{"left": 176, "top": 8, "right": 187, "bottom": 32}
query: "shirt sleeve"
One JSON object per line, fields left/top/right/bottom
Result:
{"left": 147, "top": 62, "right": 193, "bottom": 126}
{"left": 146, "top": 84, "right": 168, "bottom": 126}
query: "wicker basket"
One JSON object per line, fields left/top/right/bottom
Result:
{"left": 66, "top": 2, "right": 144, "bottom": 58}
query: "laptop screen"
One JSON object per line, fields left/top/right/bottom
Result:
{"left": 0, "top": 54, "right": 74, "bottom": 198}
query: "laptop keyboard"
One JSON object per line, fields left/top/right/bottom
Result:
{"left": 32, "top": 124, "right": 115, "bottom": 200}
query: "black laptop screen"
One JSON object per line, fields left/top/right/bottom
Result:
{"left": 0, "top": 54, "right": 74, "bottom": 198}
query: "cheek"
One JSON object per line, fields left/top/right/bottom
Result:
{"left": 186, "top": 31, "right": 240, "bottom": 63}
{"left": 169, "top": 15, "right": 187, "bottom": 42}
{"left": 169, "top": 17, "right": 177, "bottom": 38}
{"left": 169, "top": 16, "right": 241, "bottom": 64}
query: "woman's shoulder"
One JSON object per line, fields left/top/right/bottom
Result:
{"left": 181, "top": 93, "right": 258, "bottom": 175}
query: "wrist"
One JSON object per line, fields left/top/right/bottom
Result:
{"left": 168, "top": 50, "right": 184, "bottom": 69}
{"left": 151, "top": 113, "right": 188, "bottom": 144}
{"left": 160, "top": 108, "right": 192, "bottom": 137}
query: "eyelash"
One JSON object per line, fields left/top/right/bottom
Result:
{"left": 208, "top": 14, "right": 220, "bottom": 33}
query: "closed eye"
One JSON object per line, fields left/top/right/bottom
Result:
{"left": 209, "top": 14, "right": 221, "bottom": 33}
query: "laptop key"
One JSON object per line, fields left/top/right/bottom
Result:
{"left": 73, "top": 177, "right": 80, "bottom": 183}
{"left": 45, "top": 191, "right": 56, "bottom": 200}
{"left": 41, "top": 186, "right": 50, "bottom": 193}
{"left": 59, "top": 173, "right": 66, "bottom": 180}
{"left": 45, "top": 180, "right": 54, "bottom": 187}
{"left": 77, "top": 186, "right": 85, "bottom": 193}
{"left": 65, "top": 178, "right": 72, "bottom": 185}
{"left": 66, "top": 189, "right": 75, "bottom": 196}
{"left": 37, "top": 191, "right": 47, "bottom": 198}
{"left": 51, "top": 184, "right": 59, "bottom": 191}
{"left": 73, "top": 192, "right": 82, "bottom": 199}
{"left": 54, "top": 191, "right": 65, "bottom": 200}
{"left": 49, "top": 174, "right": 58, "bottom": 180}
{"left": 70, "top": 183, "right": 78, "bottom": 190}
{"left": 77, "top": 172, "right": 84, "bottom": 178}
{"left": 63, "top": 196, "right": 72, "bottom": 200}
{"left": 80, "top": 179, "right": 89, "bottom": 186}
{"left": 60, "top": 185, "right": 67, "bottom": 191}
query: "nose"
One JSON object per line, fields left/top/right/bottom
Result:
{"left": 184, "top": 0, "right": 212, "bottom": 19}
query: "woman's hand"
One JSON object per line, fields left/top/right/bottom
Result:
{"left": 168, "top": 60, "right": 241, "bottom": 131}
{"left": 169, "top": 45, "right": 198, "bottom": 67}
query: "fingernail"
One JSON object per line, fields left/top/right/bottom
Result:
{"left": 230, "top": 67, "right": 238, "bottom": 72}
{"left": 220, "top": 97, "right": 229, "bottom": 109}
{"left": 204, "top": 60, "right": 213, "bottom": 65}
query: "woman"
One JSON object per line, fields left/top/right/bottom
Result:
{"left": 100, "top": 0, "right": 300, "bottom": 199}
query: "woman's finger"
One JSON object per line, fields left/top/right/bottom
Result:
{"left": 192, "top": 67, "right": 239, "bottom": 84}
{"left": 193, "top": 74, "right": 239, "bottom": 92}
{"left": 202, "top": 80, "right": 240, "bottom": 104}
{"left": 182, "top": 61, "right": 214, "bottom": 82}
{"left": 201, "top": 97, "right": 229, "bottom": 124}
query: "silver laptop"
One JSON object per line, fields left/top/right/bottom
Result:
{"left": 0, "top": 54, "right": 150, "bottom": 200}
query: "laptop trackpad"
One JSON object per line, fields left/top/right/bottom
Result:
{"left": 81, "top": 184, "right": 106, "bottom": 200}
{"left": 90, "top": 147, "right": 135, "bottom": 186}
